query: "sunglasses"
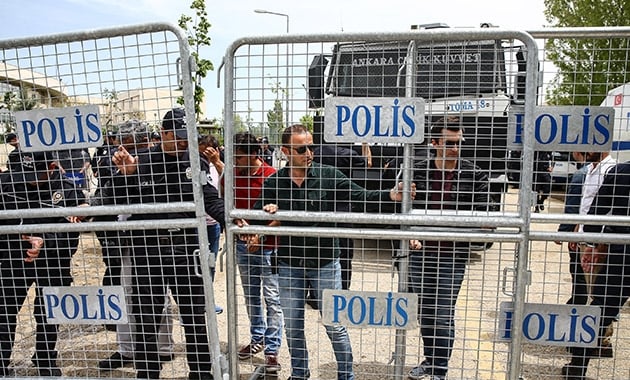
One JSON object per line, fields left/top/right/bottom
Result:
{"left": 291, "top": 145, "right": 314, "bottom": 154}
{"left": 442, "top": 140, "right": 462, "bottom": 148}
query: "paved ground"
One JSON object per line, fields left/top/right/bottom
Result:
{"left": 7, "top": 179, "right": 630, "bottom": 379}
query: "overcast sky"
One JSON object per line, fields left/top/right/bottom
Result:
{"left": 1, "top": 0, "right": 548, "bottom": 119}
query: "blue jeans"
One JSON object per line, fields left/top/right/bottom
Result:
{"left": 236, "top": 241, "right": 283, "bottom": 354}
{"left": 278, "top": 258, "right": 354, "bottom": 380}
{"left": 408, "top": 251, "right": 466, "bottom": 377}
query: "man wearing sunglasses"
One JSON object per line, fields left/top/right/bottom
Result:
{"left": 254, "top": 124, "right": 412, "bottom": 380}
{"left": 407, "top": 116, "right": 497, "bottom": 380}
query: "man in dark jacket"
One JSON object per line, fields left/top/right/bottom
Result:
{"left": 407, "top": 117, "right": 495, "bottom": 380}
{"left": 562, "top": 161, "right": 630, "bottom": 379}
{"left": 0, "top": 151, "right": 86, "bottom": 377}
{"left": 111, "top": 108, "right": 224, "bottom": 380}
{"left": 255, "top": 124, "right": 410, "bottom": 380}
{"left": 555, "top": 152, "right": 589, "bottom": 306}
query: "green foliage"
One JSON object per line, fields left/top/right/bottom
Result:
{"left": 102, "top": 88, "right": 120, "bottom": 129}
{"left": 266, "top": 81, "right": 286, "bottom": 144}
{"left": 267, "top": 99, "right": 284, "bottom": 144}
{"left": 178, "top": 0, "right": 213, "bottom": 119}
{"left": 299, "top": 113, "right": 314, "bottom": 132}
{"left": 3, "top": 89, "right": 38, "bottom": 112}
{"left": 544, "top": 0, "right": 630, "bottom": 105}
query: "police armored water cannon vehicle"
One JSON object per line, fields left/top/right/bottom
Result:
{"left": 307, "top": 23, "right": 529, "bottom": 204}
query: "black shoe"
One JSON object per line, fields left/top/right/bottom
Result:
{"left": 38, "top": 367, "right": 62, "bottom": 377}
{"left": 160, "top": 354, "right": 175, "bottom": 363}
{"left": 98, "top": 352, "right": 134, "bottom": 370}
{"left": 561, "top": 363, "right": 586, "bottom": 379}
{"left": 305, "top": 298, "right": 319, "bottom": 310}
{"left": 188, "top": 372, "right": 214, "bottom": 379}
{"left": 0, "top": 368, "right": 14, "bottom": 377}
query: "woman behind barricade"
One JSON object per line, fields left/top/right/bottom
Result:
{"left": 198, "top": 133, "right": 225, "bottom": 314}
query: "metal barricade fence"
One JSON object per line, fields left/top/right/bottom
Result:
{"left": 521, "top": 27, "right": 630, "bottom": 380}
{"left": 0, "top": 23, "right": 223, "bottom": 379}
{"left": 222, "top": 30, "right": 540, "bottom": 379}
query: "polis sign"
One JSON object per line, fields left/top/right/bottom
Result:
{"left": 507, "top": 106, "right": 614, "bottom": 152}
{"left": 324, "top": 97, "right": 425, "bottom": 143}
{"left": 498, "top": 302, "right": 601, "bottom": 347}
{"left": 321, "top": 289, "right": 418, "bottom": 329}
{"left": 43, "top": 286, "right": 128, "bottom": 325}
{"left": 14, "top": 105, "right": 103, "bottom": 152}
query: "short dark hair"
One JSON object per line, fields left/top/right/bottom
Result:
{"left": 198, "top": 134, "right": 219, "bottom": 149}
{"left": 430, "top": 116, "right": 464, "bottom": 139}
{"left": 6, "top": 133, "right": 17, "bottom": 143}
{"left": 281, "top": 124, "right": 309, "bottom": 145}
{"left": 234, "top": 132, "right": 260, "bottom": 155}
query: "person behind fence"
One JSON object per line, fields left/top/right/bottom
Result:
{"left": 406, "top": 116, "right": 496, "bottom": 380}
{"left": 562, "top": 161, "right": 630, "bottom": 379}
{"left": 57, "top": 148, "right": 92, "bottom": 190}
{"left": 232, "top": 132, "right": 284, "bottom": 373}
{"left": 111, "top": 108, "right": 225, "bottom": 380}
{"left": 198, "top": 133, "right": 225, "bottom": 314}
{"left": 93, "top": 119, "right": 175, "bottom": 371}
{"left": 0, "top": 150, "right": 87, "bottom": 377}
{"left": 258, "top": 136, "right": 274, "bottom": 167}
{"left": 5, "top": 132, "right": 21, "bottom": 172}
{"left": 254, "top": 124, "right": 412, "bottom": 380}
{"left": 533, "top": 150, "right": 553, "bottom": 212}
{"left": 554, "top": 152, "right": 589, "bottom": 306}
{"left": 313, "top": 141, "right": 369, "bottom": 292}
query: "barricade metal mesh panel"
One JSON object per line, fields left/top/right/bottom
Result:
{"left": 0, "top": 24, "right": 220, "bottom": 379}
{"left": 521, "top": 29, "right": 630, "bottom": 380}
{"left": 223, "top": 31, "right": 536, "bottom": 380}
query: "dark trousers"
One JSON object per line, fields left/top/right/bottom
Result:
{"left": 567, "top": 249, "right": 589, "bottom": 305}
{"left": 408, "top": 249, "right": 467, "bottom": 377}
{"left": 0, "top": 258, "right": 72, "bottom": 373}
{"left": 131, "top": 244, "right": 212, "bottom": 379}
{"left": 568, "top": 246, "right": 630, "bottom": 375}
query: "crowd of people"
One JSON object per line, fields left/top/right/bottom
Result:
{"left": 1, "top": 111, "right": 629, "bottom": 380}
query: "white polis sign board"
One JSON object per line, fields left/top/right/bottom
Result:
{"left": 498, "top": 302, "right": 601, "bottom": 347}
{"left": 43, "top": 286, "right": 128, "bottom": 325}
{"left": 322, "top": 289, "right": 418, "bottom": 329}
{"left": 14, "top": 105, "right": 103, "bottom": 152}
{"left": 324, "top": 97, "right": 425, "bottom": 143}
{"left": 507, "top": 106, "right": 614, "bottom": 152}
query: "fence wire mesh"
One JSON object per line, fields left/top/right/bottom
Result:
{"left": 222, "top": 30, "right": 538, "bottom": 380}
{"left": 0, "top": 23, "right": 221, "bottom": 379}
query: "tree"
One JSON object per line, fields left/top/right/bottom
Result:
{"left": 544, "top": 0, "right": 630, "bottom": 105}
{"left": 266, "top": 81, "right": 286, "bottom": 144}
{"left": 3, "top": 88, "right": 39, "bottom": 112}
{"left": 102, "top": 88, "right": 120, "bottom": 129}
{"left": 299, "top": 113, "right": 314, "bottom": 132}
{"left": 178, "top": 0, "right": 213, "bottom": 120}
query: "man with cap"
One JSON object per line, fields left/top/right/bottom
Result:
{"left": 111, "top": 108, "right": 225, "bottom": 380}
{"left": 94, "top": 119, "right": 175, "bottom": 371}
{"left": 0, "top": 150, "right": 87, "bottom": 377}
